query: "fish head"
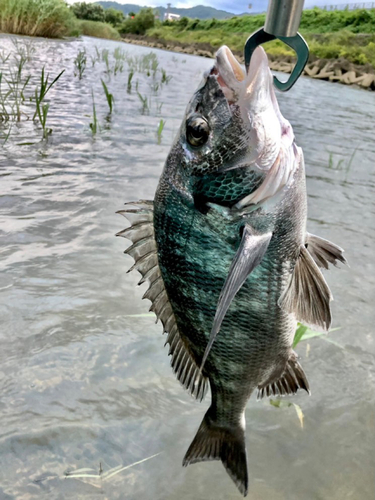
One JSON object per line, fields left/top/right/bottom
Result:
{"left": 168, "top": 46, "right": 299, "bottom": 207}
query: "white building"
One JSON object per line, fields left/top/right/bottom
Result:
{"left": 164, "top": 12, "right": 181, "bottom": 21}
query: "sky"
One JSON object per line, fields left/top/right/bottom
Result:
{"left": 66, "top": 0, "right": 367, "bottom": 15}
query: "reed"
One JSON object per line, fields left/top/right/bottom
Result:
{"left": 101, "top": 79, "right": 114, "bottom": 114}
{"left": 161, "top": 68, "right": 172, "bottom": 84}
{"left": 156, "top": 119, "right": 165, "bottom": 144}
{"left": 89, "top": 90, "right": 98, "bottom": 134}
{"left": 33, "top": 67, "right": 64, "bottom": 138}
{"left": 78, "top": 20, "right": 120, "bottom": 41}
{"left": 127, "top": 69, "right": 134, "bottom": 93}
{"left": 136, "top": 91, "right": 149, "bottom": 114}
{"left": 74, "top": 49, "right": 87, "bottom": 80}
{"left": 0, "top": 0, "right": 77, "bottom": 38}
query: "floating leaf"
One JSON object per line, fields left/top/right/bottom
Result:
{"left": 292, "top": 403, "right": 304, "bottom": 428}
{"left": 65, "top": 452, "right": 161, "bottom": 482}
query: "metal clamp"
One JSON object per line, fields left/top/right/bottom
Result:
{"left": 244, "top": 0, "right": 309, "bottom": 91}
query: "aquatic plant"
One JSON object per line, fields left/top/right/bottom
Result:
{"left": 113, "top": 47, "right": 127, "bottom": 61}
{"left": 89, "top": 90, "right": 98, "bottom": 134}
{"left": 136, "top": 91, "right": 149, "bottom": 114}
{"left": 113, "top": 58, "right": 124, "bottom": 76}
{"left": 32, "top": 67, "right": 64, "bottom": 138}
{"left": 33, "top": 67, "right": 64, "bottom": 121}
{"left": 0, "top": 0, "right": 78, "bottom": 38}
{"left": 35, "top": 100, "right": 52, "bottom": 139}
{"left": 13, "top": 52, "right": 27, "bottom": 82}
{"left": 101, "top": 79, "right": 114, "bottom": 114}
{"left": 101, "top": 48, "right": 111, "bottom": 74}
{"left": 74, "top": 48, "right": 87, "bottom": 80}
{"left": 156, "top": 101, "right": 163, "bottom": 115}
{"left": 6, "top": 70, "right": 30, "bottom": 121}
{"left": 11, "top": 38, "right": 35, "bottom": 62}
{"left": 127, "top": 69, "right": 134, "bottom": 93}
{"left": 0, "top": 50, "right": 10, "bottom": 64}
{"left": 161, "top": 69, "right": 172, "bottom": 84}
{"left": 156, "top": 119, "right": 165, "bottom": 144}
{"left": 76, "top": 20, "right": 120, "bottom": 40}
{"left": 150, "top": 81, "right": 160, "bottom": 94}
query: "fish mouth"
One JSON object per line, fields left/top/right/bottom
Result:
{"left": 214, "top": 45, "right": 275, "bottom": 110}
{"left": 214, "top": 45, "right": 294, "bottom": 154}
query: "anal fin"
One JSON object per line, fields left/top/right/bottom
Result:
{"left": 306, "top": 232, "right": 347, "bottom": 269}
{"left": 279, "top": 244, "right": 332, "bottom": 331}
{"left": 257, "top": 351, "right": 310, "bottom": 399}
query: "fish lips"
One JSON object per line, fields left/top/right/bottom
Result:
{"left": 214, "top": 46, "right": 294, "bottom": 172}
{"left": 215, "top": 45, "right": 274, "bottom": 111}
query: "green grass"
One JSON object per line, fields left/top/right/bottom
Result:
{"left": 101, "top": 79, "right": 114, "bottom": 114}
{"left": 147, "top": 8, "right": 375, "bottom": 67}
{"left": 0, "top": 0, "right": 78, "bottom": 37}
{"left": 77, "top": 19, "right": 121, "bottom": 41}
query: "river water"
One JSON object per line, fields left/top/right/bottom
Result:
{"left": 0, "top": 35, "right": 374, "bottom": 500}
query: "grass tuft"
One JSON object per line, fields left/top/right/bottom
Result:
{"left": 0, "top": 0, "right": 78, "bottom": 38}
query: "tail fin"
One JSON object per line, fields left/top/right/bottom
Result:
{"left": 182, "top": 409, "right": 248, "bottom": 496}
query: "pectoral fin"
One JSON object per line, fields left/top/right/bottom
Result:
{"left": 279, "top": 244, "right": 332, "bottom": 331}
{"left": 200, "top": 225, "right": 272, "bottom": 370}
{"left": 306, "top": 232, "right": 347, "bottom": 269}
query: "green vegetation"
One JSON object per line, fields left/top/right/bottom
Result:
{"left": 101, "top": 79, "right": 114, "bottom": 113}
{"left": 33, "top": 67, "right": 64, "bottom": 138}
{"left": 120, "top": 7, "right": 155, "bottom": 36}
{"left": 0, "top": 0, "right": 373, "bottom": 67}
{"left": 1, "top": 40, "right": 171, "bottom": 144}
{"left": 71, "top": 2, "right": 125, "bottom": 27}
{"left": 147, "top": 7, "right": 375, "bottom": 67}
{"left": 74, "top": 48, "right": 87, "bottom": 79}
{"left": 156, "top": 118, "right": 165, "bottom": 144}
{"left": 89, "top": 90, "right": 98, "bottom": 134}
{"left": 77, "top": 19, "right": 121, "bottom": 40}
{"left": 0, "top": 0, "right": 78, "bottom": 37}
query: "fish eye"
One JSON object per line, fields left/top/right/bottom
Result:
{"left": 186, "top": 115, "right": 210, "bottom": 147}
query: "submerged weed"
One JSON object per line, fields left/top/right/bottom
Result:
{"left": 137, "top": 91, "right": 149, "bottom": 114}
{"left": 127, "top": 69, "right": 134, "bottom": 93}
{"left": 0, "top": 50, "right": 10, "bottom": 64}
{"left": 102, "top": 49, "right": 110, "bottom": 74}
{"left": 74, "top": 49, "right": 87, "bottom": 79}
{"left": 327, "top": 148, "right": 357, "bottom": 181}
{"left": 161, "top": 69, "right": 172, "bottom": 84}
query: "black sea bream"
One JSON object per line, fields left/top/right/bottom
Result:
{"left": 118, "top": 46, "right": 346, "bottom": 496}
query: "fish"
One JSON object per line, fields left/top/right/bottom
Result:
{"left": 117, "top": 45, "right": 346, "bottom": 496}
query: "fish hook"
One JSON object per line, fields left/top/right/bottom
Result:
{"left": 244, "top": 0, "right": 309, "bottom": 92}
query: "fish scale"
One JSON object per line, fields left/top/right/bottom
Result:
{"left": 119, "top": 45, "right": 346, "bottom": 497}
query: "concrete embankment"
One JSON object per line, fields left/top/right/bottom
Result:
{"left": 121, "top": 34, "right": 375, "bottom": 91}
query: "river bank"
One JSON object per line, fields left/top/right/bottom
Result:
{"left": 121, "top": 34, "right": 375, "bottom": 91}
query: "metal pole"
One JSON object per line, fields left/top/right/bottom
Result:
{"left": 264, "top": 0, "right": 305, "bottom": 38}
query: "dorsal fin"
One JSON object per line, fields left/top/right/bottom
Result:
{"left": 257, "top": 351, "right": 310, "bottom": 399}
{"left": 278, "top": 244, "right": 332, "bottom": 331}
{"left": 117, "top": 201, "right": 208, "bottom": 401}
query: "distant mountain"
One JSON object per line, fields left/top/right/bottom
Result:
{"left": 97, "top": 2, "right": 239, "bottom": 19}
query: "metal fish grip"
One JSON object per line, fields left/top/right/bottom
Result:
{"left": 244, "top": 0, "right": 309, "bottom": 92}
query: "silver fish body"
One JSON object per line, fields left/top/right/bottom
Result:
{"left": 118, "top": 46, "right": 346, "bottom": 496}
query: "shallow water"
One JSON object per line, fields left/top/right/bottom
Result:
{"left": 0, "top": 34, "right": 374, "bottom": 500}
